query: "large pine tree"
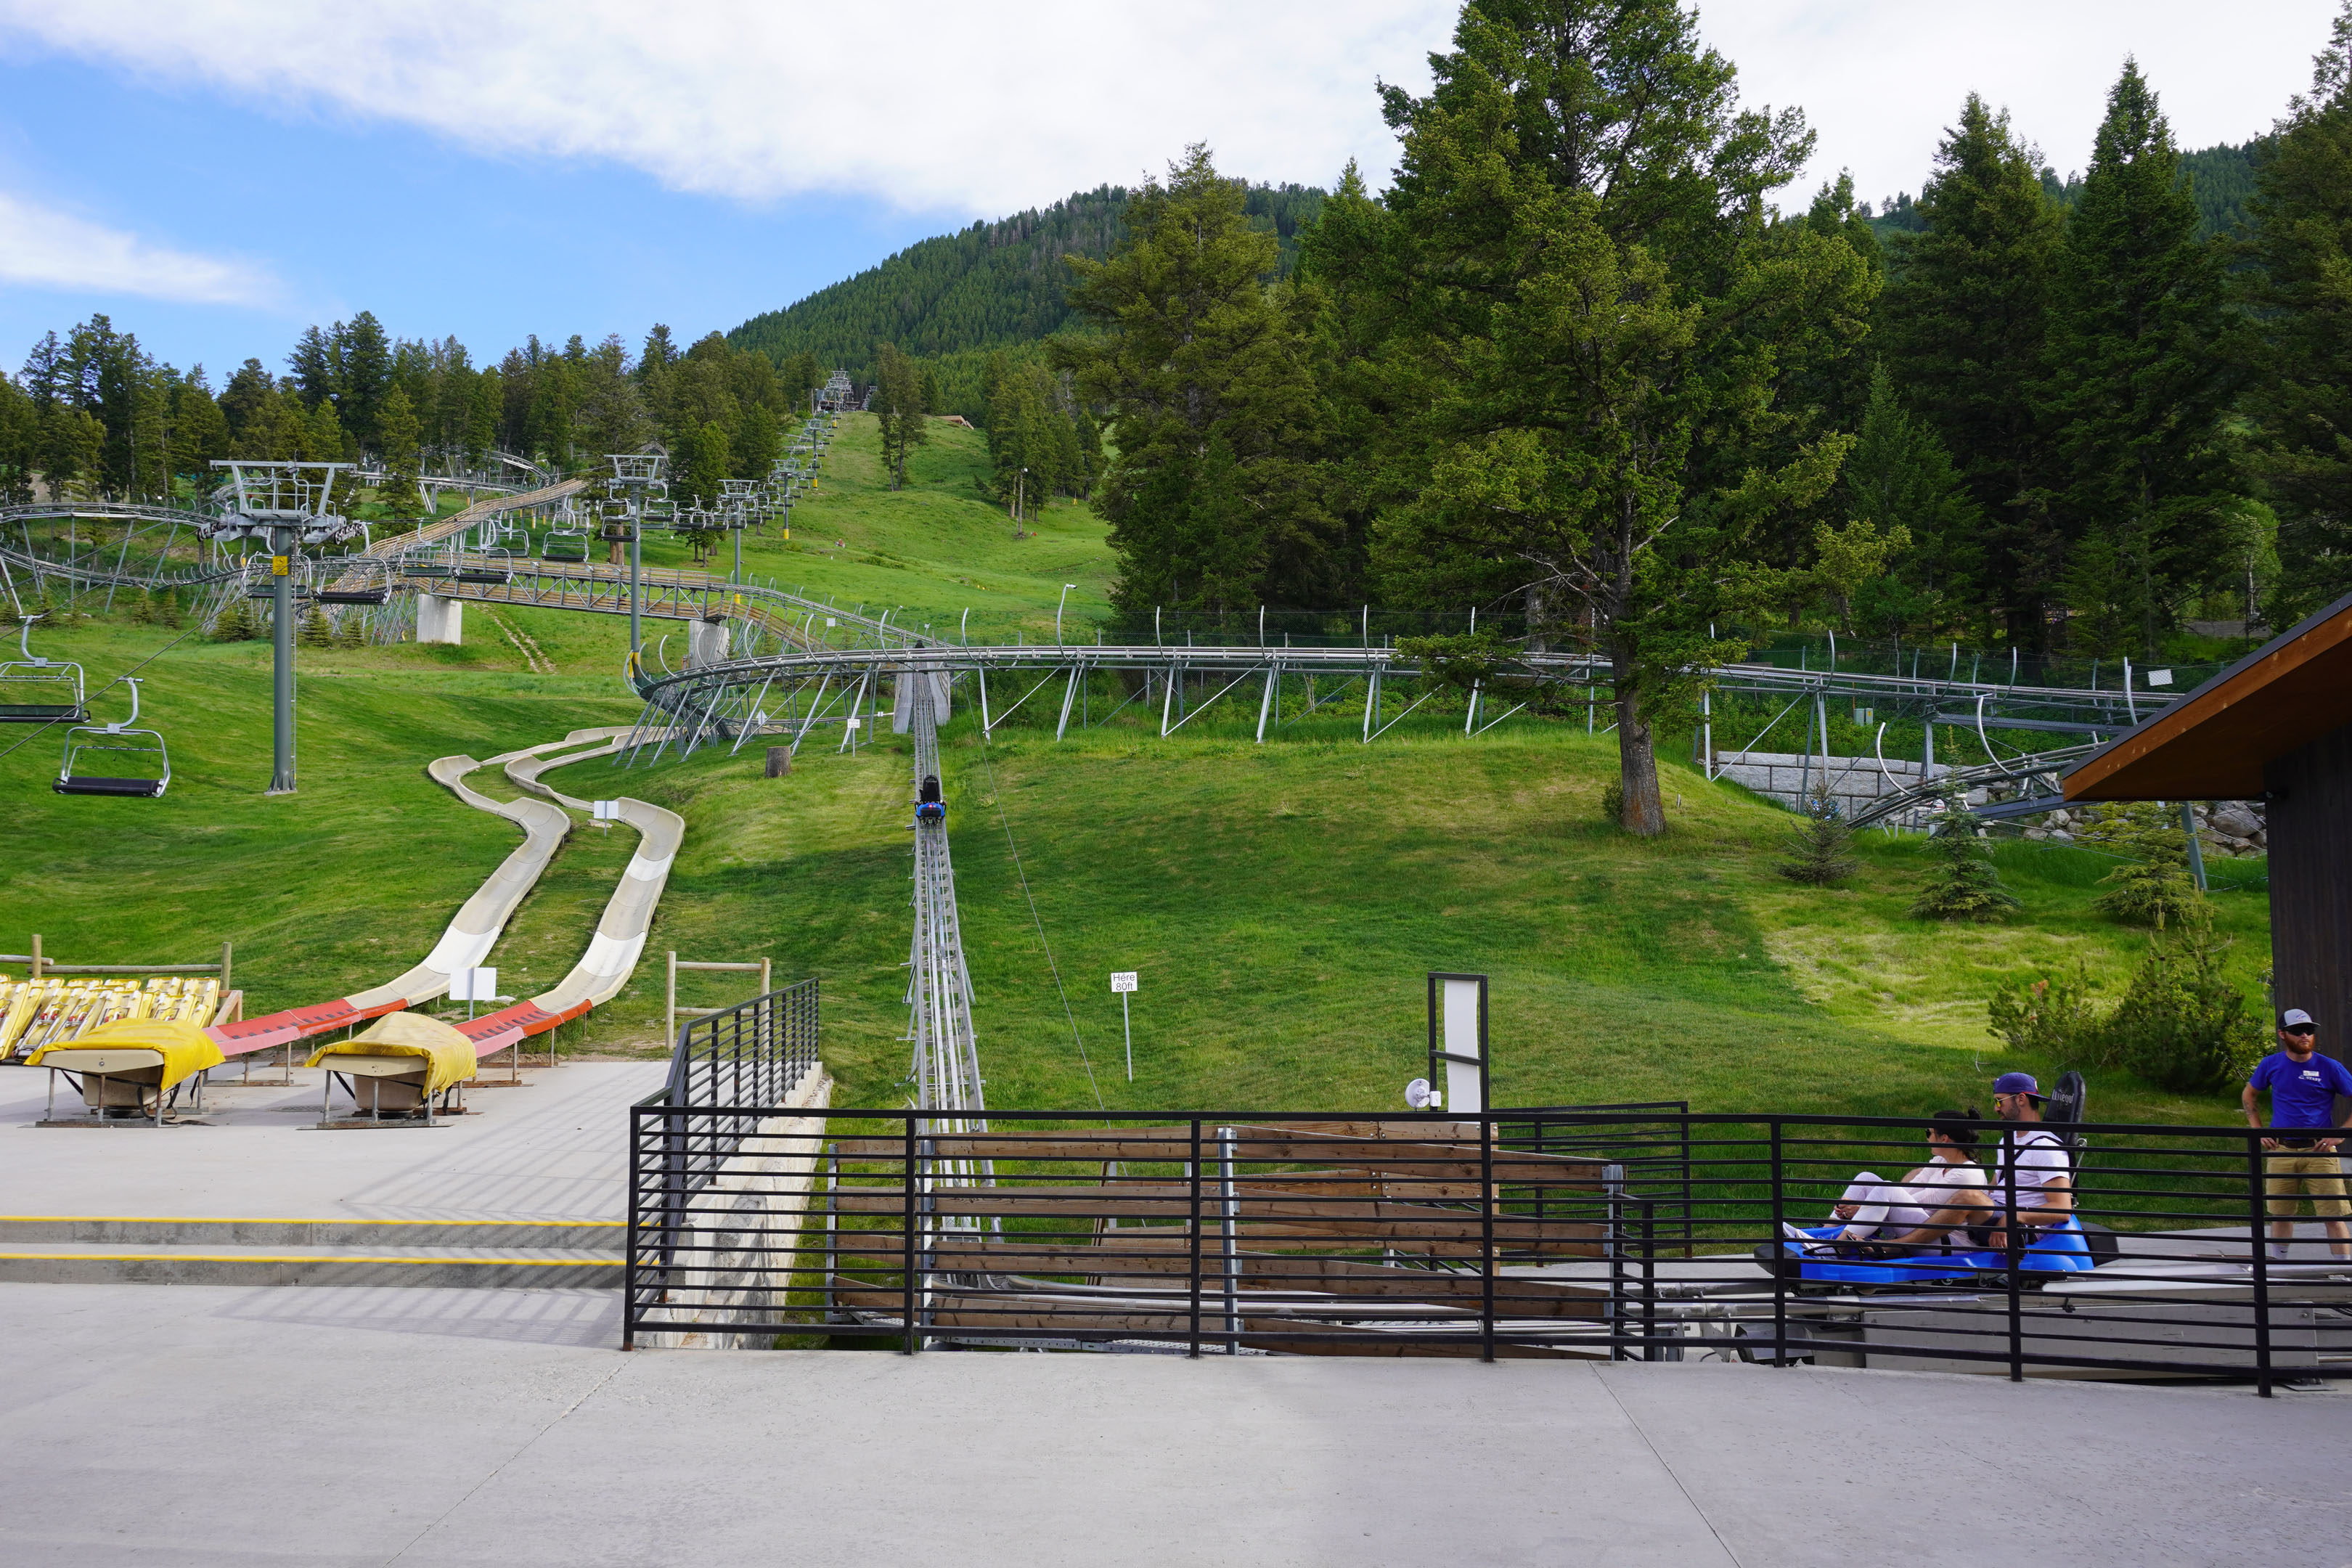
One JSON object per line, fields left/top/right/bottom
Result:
{"left": 1058, "top": 146, "right": 1330, "bottom": 615}
{"left": 2245, "top": 2, "right": 2352, "bottom": 619}
{"left": 1882, "top": 96, "right": 2066, "bottom": 646}
{"left": 2041, "top": 61, "right": 2235, "bottom": 658}
{"left": 1314, "top": 0, "right": 1873, "bottom": 833}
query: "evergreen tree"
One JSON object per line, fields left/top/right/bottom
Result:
{"left": 1315, "top": 0, "right": 1871, "bottom": 833}
{"left": 466, "top": 370, "right": 501, "bottom": 465}
{"left": 2245, "top": 1, "right": 2352, "bottom": 619}
{"left": 1059, "top": 146, "right": 1330, "bottom": 614}
{"left": 1882, "top": 95, "right": 2067, "bottom": 645}
{"left": 0, "top": 372, "right": 36, "bottom": 504}
{"left": 375, "top": 385, "right": 425, "bottom": 518}
{"left": 218, "top": 359, "right": 274, "bottom": 447}
{"left": 1779, "top": 785, "right": 1861, "bottom": 885}
{"left": 298, "top": 605, "right": 333, "bottom": 648}
{"left": 286, "top": 326, "right": 335, "bottom": 408}
{"left": 575, "top": 338, "right": 651, "bottom": 462}
{"left": 2081, "top": 801, "right": 2200, "bottom": 926}
{"left": 873, "top": 341, "right": 928, "bottom": 490}
{"left": 168, "top": 378, "right": 230, "bottom": 489}
{"left": 1911, "top": 791, "right": 2021, "bottom": 920}
{"left": 1841, "top": 361, "right": 1984, "bottom": 632}
{"left": 333, "top": 311, "right": 393, "bottom": 450}
{"left": 2043, "top": 61, "right": 2236, "bottom": 658}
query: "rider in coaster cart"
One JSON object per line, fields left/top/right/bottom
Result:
{"left": 915, "top": 775, "right": 945, "bottom": 822}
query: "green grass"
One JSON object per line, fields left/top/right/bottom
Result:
{"left": 0, "top": 423, "right": 2273, "bottom": 1133}
{"left": 627, "top": 413, "right": 1116, "bottom": 642}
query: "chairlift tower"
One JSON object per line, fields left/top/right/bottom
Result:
{"left": 604, "top": 454, "right": 667, "bottom": 671}
{"left": 204, "top": 460, "right": 358, "bottom": 793}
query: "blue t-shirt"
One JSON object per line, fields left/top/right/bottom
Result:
{"left": 2249, "top": 1051, "right": 2352, "bottom": 1130}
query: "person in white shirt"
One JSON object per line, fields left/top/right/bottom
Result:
{"left": 1792, "top": 1111, "right": 1990, "bottom": 1255}
{"left": 1874, "top": 1111, "right": 1992, "bottom": 1251}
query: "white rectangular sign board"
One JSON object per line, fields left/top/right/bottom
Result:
{"left": 1111, "top": 971, "right": 1138, "bottom": 993}
{"left": 1442, "top": 976, "right": 1483, "bottom": 1114}
{"left": 592, "top": 801, "right": 621, "bottom": 822}
{"left": 452, "top": 966, "right": 497, "bottom": 1002}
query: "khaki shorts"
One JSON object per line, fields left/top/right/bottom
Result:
{"left": 2265, "top": 1151, "right": 2350, "bottom": 1220}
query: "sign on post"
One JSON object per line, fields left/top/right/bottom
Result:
{"left": 452, "top": 965, "right": 502, "bottom": 1021}
{"left": 269, "top": 555, "right": 290, "bottom": 576}
{"left": 1426, "top": 971, "right": 1489, "bottom": 1115}
{"left": 1111, "top": 971, "right": 1138, "bottom": 1081}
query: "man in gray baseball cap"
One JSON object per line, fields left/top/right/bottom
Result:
{"left": 2244, "top": 1008, "right": 2352, "bottom": 1262}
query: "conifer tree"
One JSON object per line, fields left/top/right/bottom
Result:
{"left": 2042, "top": 61, "right": 2234, "bottom": 657}
{"left": 1882, "top": 96, "right": 2065, "bottom": 645}
{"left": 298, "top": 605, "right": 332, "bottom": 648}
{"left": 1311, "top": 1, "right": 1872, "bottom": 833}
{"left": 1779, "top": 785, "right": 1861, "bottom": 885}
{"left": 1059, "top": 145, "right": 1329, "bottom": 613}
{"left": 1911, "top": 791, "right": 2021, "bottom": 920}
{"left": 1841, "top": 362, "right": 1983, "bottom": 631}
{"left": 374, "top": 386, "right": 425, "bottom": 519}
{"left": 2246, "top": 2, "right": 2352, "bottom": 618}
{"left": 873, "top": 343, "right": 927, "bottom": 490}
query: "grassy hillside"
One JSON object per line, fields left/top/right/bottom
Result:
{"left": 630, "top": 412, "right": 1114, "bottom": 642}
{"left": 0, "top": 419, "right": 2271, "bottom": 1130}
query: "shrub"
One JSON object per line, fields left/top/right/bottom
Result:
{"left": 1778, "top": 784, "right": 1860, "bottom": 885}
{"left": 1988, "top": 962, "right": 2101, "bottom": 1062}
{"left": 2083, "top": 802, "right": 2200, "bottom": 927}
{"left": 1601, "top": 778, "right": 1625, "bottom": 825}
{"left": 1911, "top": 791, "right": 2020, "bottom": 920}
{"left": 2102, "top": 902, "right": 2269, "bottom": 1093}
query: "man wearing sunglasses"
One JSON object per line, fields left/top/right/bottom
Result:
{"left": 2243, "top": 1008, "right": 2352, "bottom": 1263}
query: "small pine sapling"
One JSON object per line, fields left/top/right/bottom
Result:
{"left": 1911, "top": 790, "right": 2020, "bottom": 920}
{"left": 2083, "top": 801, "right": 2200, "bottom": 928}
{"left": 1778, "top": 784, "right": 1860, "bottom": 885}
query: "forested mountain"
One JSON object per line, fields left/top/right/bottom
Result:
{"left": 1868, "top": 138, "right": 2263, "bottom": 242}
{"left": 727, "top": 180, "right": 1325, "bottom": 411}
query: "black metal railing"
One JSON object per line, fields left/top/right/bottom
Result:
{"left": 629, "top": 979, "right": 822, "bottom": 1330}
{"left": 621, "top": 1106, "right": 2352, "bottom": 1389}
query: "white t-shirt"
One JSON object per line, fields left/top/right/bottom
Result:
{"left": 1839, "top": 1159, "right": 1983, "bottom": 1238}
{"left": 1993, "top": 1129, "right": 2071, "bottom": 1209}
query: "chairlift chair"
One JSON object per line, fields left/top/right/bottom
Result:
{"left": 317, "top": 558, "right": 391, "bottom": 605}
{"left": 54, "top": 677, "right": 170, "bottom": 798}
{"left": 456, "top": 548, "right": 515, "bottom": 584}
{"left": 541, "top": 524, "right": 590, "bottom": 562}
{"left": 0, "top": 617, "right": 87, "bottom": 724}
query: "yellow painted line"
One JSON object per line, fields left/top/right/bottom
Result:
{"left": 0, "top": 1214, "right": 621, "bottom": 1229}
{"left": 0, "top": 1253, "right": 615, "bottom": 1267}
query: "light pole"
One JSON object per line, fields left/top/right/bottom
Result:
{"left": 1056, "top": 584, "right": 1076, "bottom": 646}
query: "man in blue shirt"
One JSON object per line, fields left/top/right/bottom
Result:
{"left": 2242, "top": 1008, "right": 2352, "bottom": 1262}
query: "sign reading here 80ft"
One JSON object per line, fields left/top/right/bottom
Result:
{"left": 1110, "top": 972, "right": 1138, "bottom": 993}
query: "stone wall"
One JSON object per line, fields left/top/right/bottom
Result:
{"left": 2026, "top": 799, "right": 2270, "bottom": 857}
{"left": 1710, "top": 751, "right": 1985, "bottom": 814}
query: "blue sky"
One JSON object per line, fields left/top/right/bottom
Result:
{"left": 0, "top": 1, "right": 2333, "bottom": 384}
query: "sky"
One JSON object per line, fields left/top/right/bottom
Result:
{"left": 0, "top": 1, "right": 2335, "bottom": 381}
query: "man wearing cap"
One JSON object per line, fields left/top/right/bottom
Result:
{"left": 1986, "top": 1072, "right": 2073, "bottom": 1250}
{"left": 2243, "top": 1008, "right": 2352, "bottom": 1263}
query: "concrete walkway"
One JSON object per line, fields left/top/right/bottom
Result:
{"left": 4, "top": 1279, "right": 2343, "bottom": 1567}
{"left": 0, "top": 1061, "right": 664, "bottom": 1220}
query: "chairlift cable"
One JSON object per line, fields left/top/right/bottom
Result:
{"left": 973, "top": 725, "right": 1103, "bottom": 1110}
{"left": 0, "top": 624, "right": 198, "bottom": 765}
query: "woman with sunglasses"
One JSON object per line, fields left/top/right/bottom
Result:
{"left": 2245, "top": 1008, "right": 2352, "bottom": 1264}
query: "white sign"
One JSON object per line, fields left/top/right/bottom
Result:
{"left": 845, "top": 717, "right": 862, "bottom": 730}
{"left": 592, "top": 800, "right": 621, "bottom": 821}
{"left": 1111, "top": 971, "right": 1138, "bottom": 993}
{"left": 451, "top": 966, "right": 497, "bottom": 1002}
{"left": 2145, "top": 669, "right": 2173, "bottom": 687}
{"left": 825, "top": 617, "right": 838, "bottom": 627}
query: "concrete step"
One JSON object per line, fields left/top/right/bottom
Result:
{"left": 0, "top": 1214, "right": 624, "bottom": 1250}
{"left": 0, "top": 1238, "right": 622, "bottom": 1289}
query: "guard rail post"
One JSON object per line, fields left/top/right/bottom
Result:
{"left": 2247, "top": 1131, "right": 2274, "bottom": 1397}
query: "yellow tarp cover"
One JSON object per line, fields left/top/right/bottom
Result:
{"left": 25, "top": 1018, "right": 224, "bottom": 1090}
{"left": 307, "top": 1010, "right": 477, "bottom": 1098}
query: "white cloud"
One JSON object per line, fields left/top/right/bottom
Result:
{"left": 0, "top": 189, "right": 277, "bottom": 303}
{"left": 0, "top": 1, "right": 2326, "bottom": 224}
{"left": 1702, "top": 1, "right": 2335, "bottom": 210}
{"left": 0, "top": 1, "right": 1455, "bottom": 216}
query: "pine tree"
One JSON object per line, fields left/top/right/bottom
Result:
{"left": 466, "top": 370, "right": 501, "bottom": 466}
{"left": 2081, "top": 801, "right": 2200, "bottom": 927}
{"left": 1882, "top": 95, "right": 2066, "bottom": 646}
{"left": 1059, "top": 145, "right": 1330, "bottom": 613}
{"left": 210, "top": 597, "right": 253, "bottom": 642}
{"left": 2043, "top": 61, "right": 2235, "bottom": 658}
{"left": 873, "top": 343, "right": 927, "bottom": 490}
{"left": 1911, "top": 791, "right": 2021, "bottom": 920}
{"left": 2246, "top": 2, "right": 2352, "bottom": 618}
{"left": 1779, "top": 785, "right": 1861, "bottom": 885}
{"left": 1315, "top": 1, "right": 1872, "bottom": 834}
{"left": 375, "top": 385, "right": 425, "bottom": 518}
{"left": 1841, "top": 361, "right": 1984, "bottom": 632}
{"left": 298, "top": 605, "right": 332, "bottom": 648}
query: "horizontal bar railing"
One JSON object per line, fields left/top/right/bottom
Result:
{"left": 623, "top": 1107, "right": 2345, "bottom": 1387}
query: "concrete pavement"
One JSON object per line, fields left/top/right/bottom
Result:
{"left": 4, "top": 1279, "right": 2343, "bottom": 1567}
